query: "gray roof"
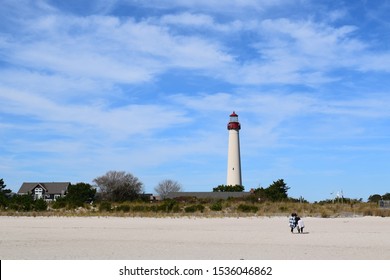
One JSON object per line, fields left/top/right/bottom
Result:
{"left": 166, "top": 192, "right": 251, "bottom": 200}
{"left": 18, "top": 182, "right": 70, "bottom": 195}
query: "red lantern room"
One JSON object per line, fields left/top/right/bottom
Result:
{"left": 227, "top": 111, "right": 241, "bottom": 130}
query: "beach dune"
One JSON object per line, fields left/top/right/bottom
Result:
{"left": 0, "top": 216, "right": 389, "bottom": 259}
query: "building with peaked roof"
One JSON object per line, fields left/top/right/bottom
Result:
{"left": 17, "top": 182, "right": 70, "bottom": 201}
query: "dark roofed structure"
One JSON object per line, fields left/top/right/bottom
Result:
{"left": 18, "top": 182, "right": 70, "bottom": 201}
{"left": 166, "top": 192, "right": 250, "bottom": 200}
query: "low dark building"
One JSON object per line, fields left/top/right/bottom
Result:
{"left": 166, "top": 192, "right": 251, "bottom": 200}
{"left": 17, "top": 182, "right": 70, "bottom": 201}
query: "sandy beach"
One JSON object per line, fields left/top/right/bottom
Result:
{"left": 0, "top": 216, "right": 389, "bottom": 260}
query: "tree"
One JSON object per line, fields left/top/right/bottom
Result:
{"left": 93, "top": 171, "right": 144, "bottom": 202}
{"left": 368, "top": 194, "right": 382, "bottom": 203}
{"left": 265, "top": 179, "right": 289, "bottom": 201}
{"left": 0, "top": 178, "right": 12, "bottom": 208}
{"left": 382, "top": 193, "right": 390, "bottom": 200}
{"left": 368, "top": 193, "right": 390, "bottom": 203}
{"left": 155, "top": 179, "right": 182, "bottom": 199}
{"left": 254, "top": 179, "right": 290, "bottom": 202}
{"left": 66, "top": 182, "right": 96, "bottom": 207}
{"left": 9, "top": 194, "right": 34, "bottom": 211}
{"left": 34, "top": 199, "right": 48, "bottom": 211}
{"left": 213, "top": 184, "right": 245, "bottom": 192}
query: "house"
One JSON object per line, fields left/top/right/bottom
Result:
{"left": 17, "top": 182, "right": 70, "bottom": 201}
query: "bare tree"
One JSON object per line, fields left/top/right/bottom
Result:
{"left": 154, "top": 179, "right": 183, "bottom": 199}
{"left": 93, "top": 171, "right": 144, "bottom": 201}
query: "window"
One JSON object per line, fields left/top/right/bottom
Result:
{"left": 34, "top": 187, "right": 43, "bottom": 200}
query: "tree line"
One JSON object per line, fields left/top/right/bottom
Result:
{"left": 0, "top": 172, "right": 183, "bottom": 210}
{"left": 0, "top": 173, "right": 388, "bottom": 212}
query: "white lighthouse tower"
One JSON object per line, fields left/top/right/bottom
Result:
{"left": 227, "top": 111, "right": 242, "bottom": 186}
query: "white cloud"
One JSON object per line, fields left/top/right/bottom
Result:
{"left": 160, "top": 12, "right": 244, "bottom": 33}
{"left": 161, "top": 13, "right": 215, "bottom": 27}
{"left": 127, "top": 0, "right": 288, "bottom": 11}
{"left": 2, "top": 0, "right": 390, "bottom": 199}
{"left": 258, "top": 18, "right": 365, "bottom": 68}
{"left": 356, "top": 53, "right": 390, "bottom": 72}
{"left": 0, "top": 68, "right": 112, "bottom": 99}
{"left": 2, "top": 13, "right": 233, "bottom": 86}
{"left": 0, "top": 86, "right": 190, "bottom": 140}
{"left": 3, "top": 1, "right": 390, "bottom": 90}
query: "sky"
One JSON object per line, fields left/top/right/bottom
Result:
{"left": 1, "top": 0, "right": 390, "bottom": 202}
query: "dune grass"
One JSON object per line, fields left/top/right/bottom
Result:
{"left": 1, "top": 200, "right": 388, "bottom": 218}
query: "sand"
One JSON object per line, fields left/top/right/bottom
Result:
{"left": 0, "top": 216, "right": 389, "bottom": 260}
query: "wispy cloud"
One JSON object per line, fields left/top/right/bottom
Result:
{"left": 1, "top": 0, "right": 390, "bottom": 201}
{"left": 0, "top": 85, "right": 190, "bottom": 140}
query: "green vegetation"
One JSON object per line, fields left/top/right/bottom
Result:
{"left": 252, "top": 179, "right": 290, "bottom": 202}
{"left": 184, "top": 204, "right": 205, "bottom": 213}
{"left": 7, "top": 195, "right": 47, "bottom": 212}
{"left": 213, "top": 184, "right": 245, "bottom": 192}
{"left": 210, "top": 200, "right": 223, "bottom": 211}
{"left": 368, "top": 193, "right": 390, "bottom": 203}
{"left": 237, "top": 204, "right": 259, "bottom": 213}
{"left": 66, "top": 182, "right": 96, "bottom": 207}
{"left": 1, "top": 198, "right": 389, "bottom": 218}
{"left": 1, "top": 177, "right": 389, "bottom": 217}
{"left": 0, "top": 178, "right": 12, "bottom": 209}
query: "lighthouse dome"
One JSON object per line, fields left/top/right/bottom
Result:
{"left": 227, "top": 111, "right": 241, "bottom": 130}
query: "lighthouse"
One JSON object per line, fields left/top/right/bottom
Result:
{"left": 227, "top": 111, "right": 242, "bottom": 186}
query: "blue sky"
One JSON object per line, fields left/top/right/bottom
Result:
{"left": 1, "top": 0, "right": 390, "bottom": 202}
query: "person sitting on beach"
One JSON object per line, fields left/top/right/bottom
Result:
{"left": 289, "top": 213, "right": 297, "bottom": 233}
{"left": 295, "top": 215, "right": 301, "bottom": 233}
{"left": 298, "top": 218, "right": 305, "bottom": 233}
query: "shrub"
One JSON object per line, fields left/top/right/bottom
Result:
{"left": 363, "top": 209, "right": 373, "bottom": 216}
{"left": 9, "top": 195, "right": 34, "bottom": 211}
{"left": 213, "top": 184, "right": 245, "bottom": 192}
{"left": 184, "top": 204, "right": 205, "bottom": 213}
{"left": 320, "top": 210, "right": 331, "bottom": 218}
{"left": 278, "top": 206, "right": 288, "bottom": 212}
{"left": 150, "top": 205, "right": 159, "bottom": 212}
{"left": 132, "top": 205, "right": 149, "bottom": 212}
{"left": 184, "top": 205, "right": 197, "bottom": 213}
{"left": 210, "top": 201, "right": 223, "bottom": 211}
{"left": 34, "top": 199, "right": 48, "bottom": 211}
{"left": 51, "top": 197, "right": 68, "bottom": 209}
{"left": 99, "top": 201, "right": 112, "bottom": 212}
{"left": 237, "top": 204, "right": 258, "bottom": 213}
{"left": 116, "top": 204, "right": 131, "bottom": 212}
{"left": 159, "top": 199, "right": 179, "bottom": 213}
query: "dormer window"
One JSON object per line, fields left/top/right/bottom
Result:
{"left": 34, "top": 187, "right": 43, "bottom": 200}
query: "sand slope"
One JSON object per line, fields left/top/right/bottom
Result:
{"left": 0, "top": 216, "right": 389, "bottom": 259}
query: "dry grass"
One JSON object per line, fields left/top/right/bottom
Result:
{"left": 1, "top": 201, "right": 388, "bottom": 218}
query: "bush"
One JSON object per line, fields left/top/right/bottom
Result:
{"left": 99, "top": 201, "right": 112, "bottom": 212}
{"left": 132, "top": 205, "right": 149, "bottom": 212}
{"left": 159, "top": 199, "right": 180, "bottom": 212}
{"left": 213, "top": 184, "right": 245, "bottom": 192}
{"left": 9, "top": 195, "right": 34, "bottom": 211}
{"left": 184, "top": 204, "right": 205, "bottom": 213}
{"left": 210, "top": 201, "right": 223, "bottom": 211}
{"left": 34, "top": 199, "right": 48, "bottom": 211}
{"left": 321, "top": 211, "right": 331, "bottom": 218}
{"left": 66, "top": 183, "right": 96, "bottom": 206}
{"left": 278, "top": 206, "right": 288, "bottom": 212}
{"left": 116, "top": 204, "right": 131, "bottom": 212}
{"left": 237, "top": 204, "right": 258, "bottom": 213}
